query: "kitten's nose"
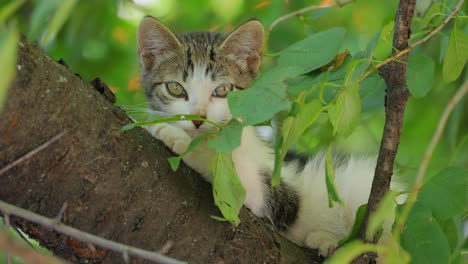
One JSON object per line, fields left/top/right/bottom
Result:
{"left": 192, "top": 119, "right": 204, "bottom": 128}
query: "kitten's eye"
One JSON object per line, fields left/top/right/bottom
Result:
{"left": 166, "top": 82, "right": 186, "bottom": 98}
{"left": 212, "top": 84, "right": 233, "bottom": 98}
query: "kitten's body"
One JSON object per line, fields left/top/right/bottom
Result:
{"left": 137, "top": 17, "right": 398, "bottom": 256}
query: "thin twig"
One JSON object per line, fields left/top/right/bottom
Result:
{"left": 53, "top": 202, "right": 68, "bottom": 224}
{"left": 357, "top": 0, "right": 417, "bottom": 253}
{"left": 267, "top": 0, "right": 354, "bottom": 34}
{"left": 0, "top": 201, "right": 186, "bottom": 264}
{"left": 357, "top": 0, "right": 464, "bottom": 83}
{"left": 0, "top": 132, "right": 65, "bottom": 175}
{"left": 393, "top": 81, "right": 468, "bottom": 239}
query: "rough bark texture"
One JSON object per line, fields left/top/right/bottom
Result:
{"left": 361, "top": 0, "right": 414, "bottom": 241}
{"left": 0, "top": 37, "right": 319, "bottom": 263}
{"left": 354, "top": 0, "right": 416, "bottom": 262}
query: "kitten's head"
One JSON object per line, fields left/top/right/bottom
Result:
{"left": 137, "top": 17, "right": 264, "bottom": 137}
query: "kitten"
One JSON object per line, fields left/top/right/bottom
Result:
{"left": 137, "top": 16, "right": 399, "bottom": 257}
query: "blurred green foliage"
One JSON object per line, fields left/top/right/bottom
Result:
{"left": 1, "top": 0, "right": 467, "bottom": 262}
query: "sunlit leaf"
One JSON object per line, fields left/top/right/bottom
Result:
{"left": 328, "top": 83, "right": 361, "bottom": 137}
{"left": 211, "top": 152, "right": 246, "bottom": 226}
{"left": 272, "top": 99, "right": 322, "bottom": 185}
{"left": 374, "top": 21, "right": 394, "bottom": 61}
{"left": 0, "top": 24, "right": 18, "bottom": 112}
{"left": 442, "top": 25, "right": 468, "bottom": 82}
{"left": 407, "top": 55, "right": 435, "bottom": 98}
{"left": 278, "top": 27, "right": 346, "bottom": 74}
{"left": 366, "top": 191, "right": 396, "bottom": 241}
{"left": 325, "top": 146, "right": 344, "bottom": 207}
{"left": 419, "top": 2, "right": 443, "bottom": 29}
{"left": 208, "top": 119, "right": 243, "bottom": 153}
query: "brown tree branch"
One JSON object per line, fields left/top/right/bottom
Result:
{"left": 355, "top": 1, "right": 418, "bottom": 261}
{"left": 0, "top": 201, "right": 184, "bottom": 264}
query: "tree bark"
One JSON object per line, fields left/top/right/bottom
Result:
{"left": 0, "top": 37, "right": 318, "bottom": 263}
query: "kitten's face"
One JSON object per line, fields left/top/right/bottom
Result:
{"left": 138, "top": 17, "right": 264, "bottom": 137}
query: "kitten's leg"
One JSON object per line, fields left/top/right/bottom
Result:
{"left": 305, "top": 231, "right": 340, "bottom": 257}
{"left": 146, "top": 124, "right": 191, "bottom": 154}
{"left": 146, "top": 124, "right": 213, "bottom": 181}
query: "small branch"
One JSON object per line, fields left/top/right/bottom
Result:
{"left": 393, "top": 81, "right": 468, "bottom": 239}
{"left": 53, "top": 202, "right": 68, "bottom": 224}
{"left": 0, "top": 201, "right": 186, "bottom": 264}
{"left": 357, "top": 0, "right": 464, "bottom": 83}
{"left": 267, "top": 0, "right": 354, "bottom": 34}
{"left": 0, "top": 132, "right": 65, "bottom": 175}
{"left": 358, "top": 0, "right": 418, "bottom": 248}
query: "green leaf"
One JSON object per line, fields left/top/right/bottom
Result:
{"left": 366, "top": 191, "right": 396, "bottom": 240}
{"left": 208, "top": 119, "right": 243, "bottom": 153}
{"left": 440, "top": 217, "right": 463, "bottom": 255}
{"left": 338, "top": 204, "right": 367, "bottom": 245}
{"left": 401, "top": 203, "right": 450, "bottom": 264}
{"left": 228, "top": 65, "right": 302, "bottom": 126}
{"left": 277, "top": 28, "right": 346, "bottom": 75}
{"left": 167, "top": 130, "right": 216, "bottom": 171}
{"left": 360, "top": 72, "right": 385, "bottom": 112}
{"left": 325, "top": 146, "right": 344, "bottom": 207}
{"left": 407, "top": 55, "right": 435, "bottom": 98}
{"left": 443, "top": 25, "right": 468, "bottom": 82}
{"left": 0, "top": 24, "right": 18, "bottom": 112}
{"left": 418, "top": 167, "right": 467, "bottom": 221}
{"left": 328, "top": 83, "right": 361, "bottom": 137}
{"left": 211, "top": 152, "right": 246, "bottom": 226}
{"left": 272, "top": 99, "right": 322, "bottom": 185}
{"left": 419, "top": 2, "right": 443, "bottom": 29}
{"left": 374, "top": 21, "right": 395, "bottom": 61}
{"left": 286, "top": 73, "right": 321, "bottom": 99}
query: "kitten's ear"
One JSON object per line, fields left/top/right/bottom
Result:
{"left": 221, "top": 20, "right": 264, "bottom": 76}
{"left": 138, "top": 16, "right": 181, "bottom": 70}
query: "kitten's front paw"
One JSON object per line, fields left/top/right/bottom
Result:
{"left": 146, "top": 124, "right": 191, "bottom": 154}
{"left": 305, "top": 231, "right": 339, "bottom": 257}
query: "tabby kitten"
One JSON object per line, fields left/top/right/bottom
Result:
{"left": 137, "top": 16, "right": 398, "bottom": 256}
